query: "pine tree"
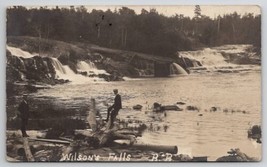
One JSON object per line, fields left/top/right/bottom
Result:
{"left": 194, "top": 5, "right": 202, "bottom": 19}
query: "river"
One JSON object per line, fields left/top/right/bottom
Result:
{"left": 31, "top": 70, "right": 261, "bottom": 161}
{"left": 8, "top": 44, "right": 261, "bottom": 161}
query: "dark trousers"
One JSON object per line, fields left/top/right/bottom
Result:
{"left": 107, "top": 109, "right": 119, "bottom": 128}
{"left": 20, "top": 118, "right": 28, "bottom": 136}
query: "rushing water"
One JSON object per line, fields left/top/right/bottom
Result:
{"left": 8, "top": 44, "right": 261, "bottom": 161}
{"left": 31, "top": 71, "right": 261, "bottom": 161}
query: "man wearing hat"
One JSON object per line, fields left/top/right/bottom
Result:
{"left": 17, "top": 94, "right": 30, "bottom": 137}
{"left": 106, "top": 89, "right": 122, "bottom": 128}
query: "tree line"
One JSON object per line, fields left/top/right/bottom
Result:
{"left": 7, "top": 6, "right": 261, "bottom": 57}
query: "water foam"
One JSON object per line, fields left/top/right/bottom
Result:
{"left": 7, "top": 45, "right": 36, "bottom": 58}
{"left": 51, "top": 58, "right": 105, "bottom": 84}
{"left": 179, "top": 45, "right": 259, "bottom": 73}
{"left": 170, "top": 63, "right": 188, "bottom": 75}
{"left": 77, "top": 61, "right": 109, "bottom": 75}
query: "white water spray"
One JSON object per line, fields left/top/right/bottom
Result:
{"left": 51, "top": 58, "right": 105, "bottom": 83}
{"left": 179, "top": 45, "right": 260, "bottom": 73}
{"left": 170, "top": 63, "right": 188, "bottom": 75}
{"left": 6, "top": 45, "right": 36, "bottom": 58}
{"left": 77, "top": 61, "right": 109, "bottom": 75}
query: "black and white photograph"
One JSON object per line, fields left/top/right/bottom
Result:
{"left": 5, "top": 5, "right": 261, "bottom": 162}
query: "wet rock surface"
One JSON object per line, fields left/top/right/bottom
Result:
{"left": 248, "top": 125, "right": 262, "bottom": 143}
{"left": 216, "top": 148, "right": 258, "bottom": 162}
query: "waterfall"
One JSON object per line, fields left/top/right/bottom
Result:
{"left": 170, "top": 63, "right": 188, "bottom": 75}
{"left": 17, "top": 57, "right": 26, "bottom": 71}
{"left": 51, "top": 58, "right": 77, "bottom": 79}
{"left": 33, "top": 59, "right": 38, "bottom": 70}
{"left": 77, "top": 61, "right": 96, "bottom": 70}
{"left": 178, "top": 45, "right": 259, "bottom": 73}
{"left": 6, "top": 45, "right": 36, "bottom": 58}
{"left": 51, "top": 58, "right": 66, "bottom": 75}
{"left": 77, "top": 61, "right": 109, "bottom": 75}
{"left": 179, "top": 48, "right": 229, "bottom": 66}
{"left": 51, "top": 58, "right": 105, "bottom": 83}
{"left": 6, "top": 45, "right": 108, "bottom": 83}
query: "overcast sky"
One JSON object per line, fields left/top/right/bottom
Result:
{"left": 83, "top": 5, "right": 261, "bottom": 18}
{"left": 26, "top": 5, "right": 261, "bottom": 18}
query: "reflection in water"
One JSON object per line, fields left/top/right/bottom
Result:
{"left": 31, "top": 71, "right": 261, "bottom": 161}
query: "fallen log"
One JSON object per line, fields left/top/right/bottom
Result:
{"left": 59, "top": 137, "right": 74, "bottom": 142}
{"left": 192, "top": 156, "right": 208, "bottom": 162}
{"left": 22, "top": 137, "right": 35, "bottom": 161}
{"left": 6, "top": 156, "right": 19, "bottom": 162}
{"left": 28, "top": 138, "right": 71, "bottom": 145}
{"left": 128, "top": 144, "right": 178, "bottom": 154}
{"left": 62, "top": 98, "right": 177, "bottom": 158}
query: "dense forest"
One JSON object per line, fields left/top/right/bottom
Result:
{"left": 7, "top": 6, "right": 261, "bottom": 57}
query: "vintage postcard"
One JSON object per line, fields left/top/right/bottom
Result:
{"left": 6, "top": 5, "right": 261, "bottom": 162}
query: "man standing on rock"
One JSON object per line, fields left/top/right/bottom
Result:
{"left": 17, "top": 94, "right": 30, "bottom": 137}
{"left": 106, "top": 89, "right": 122, "bottom": 128}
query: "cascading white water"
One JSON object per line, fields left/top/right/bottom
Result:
{"left": 7, "top": 45, "right": 107, "bottom": 83}
{"left": 17, "top": 57, "right": 26, "bottom": 70}
{"left": 51, "top": 58, "right": 105, "bottom": 83}
{"left": 51, "top": 58, "right": 66, "bottom": 75}
{"left": 77, "top": 61, "right": 109, "bottom": 75}
{"left": 179, "top": 45, "right": 260, "bottom": 73}
{"left": 77, "top": 61, "right": 96, "bottom": 70}
{"left": 6, "top": 45, "right": 36, "bottom": 58}
{"left": 180, "top": 48, "right": 229, "bottom": 66}
{"left": 170, "top": 63, "right": 188, "bottom": 75}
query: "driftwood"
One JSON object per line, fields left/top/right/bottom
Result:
{"left": 86, "top": 98, "right": 137, "bottom": 146}
{"left": 22, "top": 137, "right": 35, "bottom": 161}
{"left": 129, "top": 144, "right": 178, "bottom": 154}
{"left": 6, "top": 156, "right": 20, "bottom": 162}
{"left": 60, "top": 99, "right": 138, "bottom": 161}
{"left": 28, "top": 138, "right": 71, "bottom": 145}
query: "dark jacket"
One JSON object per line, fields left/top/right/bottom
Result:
{"left": 18, "top": 100, "right": 29, "bottom": 119}
{"left": 112, "top": 94, "right": 122, "bottom": 110}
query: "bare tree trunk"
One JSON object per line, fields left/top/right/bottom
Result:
{"left": 217, "top": 17, "right": 220, "bottom": 33}
{"left": 109, "top": 29, "right": 112, "bottom": 47}
{"left": 181, "top": 19, "right": 184, "bottom": 31}
{"left": 122, "top": 28, "right": 124, "bottom": 46}
{"left": 46, "top": 24, "right": 50, "bottom": 39}
{"left": 97, "top": 26, "right": 101, "bottom": 39}
{"left": 232, "top": 23, "right": 236, "bottom": 43}
{"left": 38, "top": 28, "right": 41, "bottom": 56}
{"left": 124, "top": 28, "right": 127, "bottom": 47}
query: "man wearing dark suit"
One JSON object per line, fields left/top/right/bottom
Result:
{"left": 18, "top": 95, "right": 30, "bottom": 137}
{"left": 106, "top": 89, "right": 122, "bottom": 128}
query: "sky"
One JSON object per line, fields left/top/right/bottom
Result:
{"left": 25, "top": 5, "right": 261, "bottom": 18}
{"left": 84, "top": 5, "right": 261, "bottom": 18}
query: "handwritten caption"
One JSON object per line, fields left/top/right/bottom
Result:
{"left": 60, "top": 152, "right": 173, "bottom": 161}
